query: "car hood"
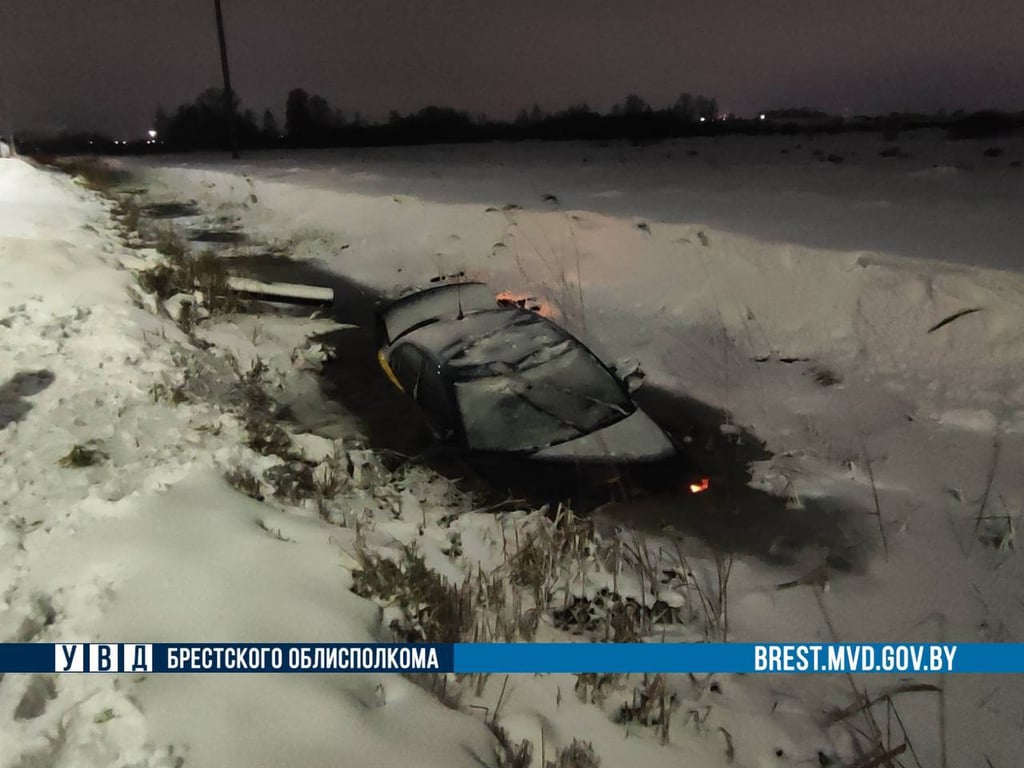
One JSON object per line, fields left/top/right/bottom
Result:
{"left": 530, "top": 409, "right": 675, "bottom": 463}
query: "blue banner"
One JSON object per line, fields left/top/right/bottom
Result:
{"left": 454, "top": 642, "right": 1024, "bottom": 673}
{"left": 2, "top": 642, "right": 1022, "bottom": 674}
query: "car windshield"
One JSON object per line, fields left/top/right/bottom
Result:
{"left": 449, "top": 316, "right": 634, "bottom": 452}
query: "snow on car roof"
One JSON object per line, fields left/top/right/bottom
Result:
{"left": 400, "top": 308, "right": 574, "bottom": 377}
{"left": 382, "top": 282, "right": 497, "bottom": 343}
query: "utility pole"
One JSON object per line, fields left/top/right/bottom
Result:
{"left": 213, "top": 0, "right": 239, "bottom": 159}
{"left": 0, "top": 28, "right": 16, "bottom": 156}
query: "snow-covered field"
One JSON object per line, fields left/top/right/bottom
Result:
{"left": 2, "top": 130, "right": 1023, "bottom": 767}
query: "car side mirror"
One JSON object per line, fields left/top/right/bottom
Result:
{"left": 613, "top": 358, "right": 646, "bottom": 393}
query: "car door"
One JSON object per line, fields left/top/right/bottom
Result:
{"left": 388, "top": 344, "right": 455, "bottom": 441}
{"left": 387, "top": 343, "right": 425, "bottom": 394}
{"left": 414, "top": 356, "right": 456, "bottom": 442}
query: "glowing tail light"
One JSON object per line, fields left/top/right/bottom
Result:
{"left": 689, "top": 477, "right": 710, "bottom": 494}
{"left": 495, "top": 290, "right": 556, "bottom": 318}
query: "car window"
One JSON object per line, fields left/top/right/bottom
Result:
{"left": 389, "top": 344, "right": 426, "bottom": 393}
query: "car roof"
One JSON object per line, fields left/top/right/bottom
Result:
{"left": 380, "top": 282, "right": 498, "bottom": 344}
{"left": 396, "top": 308, "right": 576, "bottom": 376}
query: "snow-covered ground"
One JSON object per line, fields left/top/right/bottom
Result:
{"left": 0, "top": 158, "right": 507, "bottom": 767}
{"left": 125, "top": 131, "right": 1024, "bottom": 764}
{"left": 2, "top": 128, "right": 1023, "bottom": 767}
{"left": 1, "top": 154, "right": 841, "bottom": 768}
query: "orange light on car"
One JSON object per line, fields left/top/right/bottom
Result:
{"left": 495, "top": 290, "right": 557, "bottom": 318}
{"left": 689, "top": 477, "right": 710, "bottom": 494}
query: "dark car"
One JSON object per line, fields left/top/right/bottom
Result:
{"left": 375, "top": 282, "right": 686, "bottom": 467}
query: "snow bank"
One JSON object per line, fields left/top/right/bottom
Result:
{"left": 0, "top": 158, "right": 499, "bottom": 768}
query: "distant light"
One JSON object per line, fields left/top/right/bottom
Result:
{"left": 689, "top": 477, "right": 710, "bottom": 494}
{"left": 148, "top": 129, "right": 157, "bottom": 139}
{"left": 760, "top": 113, "right": 766, "bottom": 120}
{"left": 699, "top": 116, "right": 706, "bottom": 123}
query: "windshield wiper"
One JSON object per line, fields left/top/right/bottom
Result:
{"left": 563, "top": 388, "right": 630, "bottom": 417}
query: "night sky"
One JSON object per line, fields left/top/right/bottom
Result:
{"left": 3, "top": 0, "right": 1022, "bottom": 137}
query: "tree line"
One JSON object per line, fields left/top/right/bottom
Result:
{"left": 18, "top": 86, "right": 1023, "bottom": 155}
{"left": 150, "top": 87, "right": 724, "bottom": 151}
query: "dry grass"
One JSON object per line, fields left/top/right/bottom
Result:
{"left": 350, "top": 543, "right": 476, "bottom": 644}
{"left": 346, "top": 499, "right": 743, "bottom": 768}
{"left": 154, "top": 226, "right": 188, "bottom": 259}
{"left": 112, "top": 198, "right": 141, "bottom": 234}
{"left": 138, "top": 236, "right": 238, "bottom": 321}
{"left": 57, "top": 442, "right": 108, "bottom": 468}
{"left": 976, "top": 496, "right": 1017, "bottom": 552}
{"left": 224, "top": 466, "right": 263, "bottom": 500}
{"left": 48, "top": 156, "right": 129, "bottom": 192}
{"left": 148, "top": 348, "right": 207, "bottom": 406}
{"left": 499, "top": 210, "right": 588, "bottom": 332}
{"left": 505, "top": 505, "right": 600, "bottom": 611}
{"left": 354, "top": 502, "right": 729, "bottom": 649}
{"left": 617, "top": 673, "right": 676, "bottom": 745}
{"left": 547, "top": 740, "right": 600, "bottom": 768}
{"left": 667, "top": 542, "right": 733, "bottom": 641}
{"left": 256, "top": 519, "right": 295, "bottom": 543}
{"left": 815, "top": 588, "right": 936, "bottom": 768}
{"left": 574, "top": 673, "right": 624, "bottom": 707}
{"left": 229, "top": 357, "right": 293, "bottom": 458}
{"left": 136, "top": 263, "right": 177, "bottom": 303}
{"left": 490, "top": 725, "right": 532, "bottom": 768}
{"left": 492, "top": 727, "right": 599, "bottom": 768}
{"left": 263, "top": 462, "right": 316, "bottom": 504}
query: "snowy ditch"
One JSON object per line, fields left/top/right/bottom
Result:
{"left": 138, "top": 192, "right": 874, "bottom": 571}
{"left": 109, "top": 185, "right": 874, "bottom": 767}
{"left": 3, "top": 148, "right": 1023, "bottom": 767}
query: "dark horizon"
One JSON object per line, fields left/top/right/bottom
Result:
{"left": 4, "top": 0, "right": 1023, "bottom": 138}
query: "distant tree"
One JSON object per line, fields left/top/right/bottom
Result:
{"left": 285, "top": 88, "right": 311, "bottom": 144}
{"left": 694, "top": 95, "right": 717, "bottom": 120}
{"left": 673, "top": 93, "right": 697, "bottom": 121}
{"left": 622, "top": 94, "right": 649, "bottom": 115}
{"left": 308, "top": 96, "right": 331, "bottom": 126}
{"left": 196, "top": 86, "right": 238, "bottom": 115}
{"left": 153, "top": 106, "right": 171, "bottom": 136}
{"left": 155, "top": 87, "right": 256, "bottom": 150}
{"left": 261, "top": 109, "right": 279, "bottom": 138}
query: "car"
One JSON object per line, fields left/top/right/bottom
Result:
{"left": 374, "top": 281, "right": 694, "bottom": 470}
